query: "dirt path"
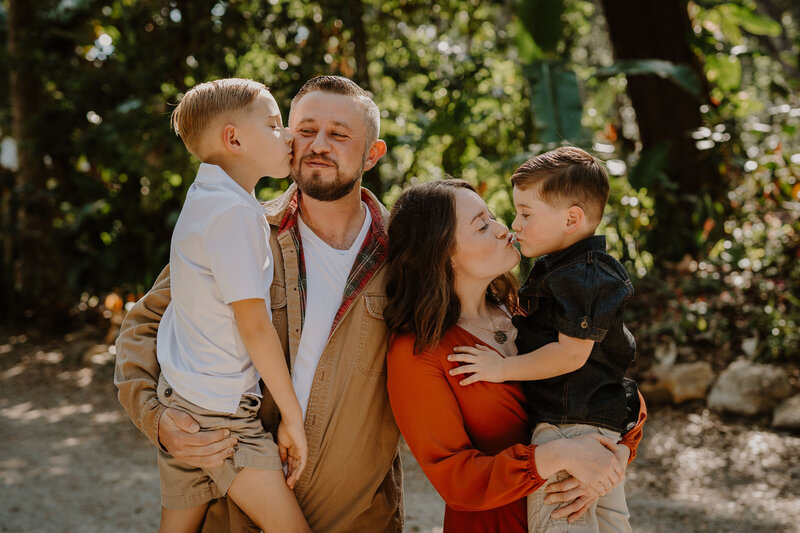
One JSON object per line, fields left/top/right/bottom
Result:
{"left": 1, "top": 331, "right": 799, "bottom": 532}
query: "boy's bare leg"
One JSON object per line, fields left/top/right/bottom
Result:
{"left": 227, "top": 468, "right": 311, "bottom": 533}
{"left": 159, "top": 502, "right": 210, "bottom": 533}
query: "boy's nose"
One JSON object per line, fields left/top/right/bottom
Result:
{"left": 511, "top": 216, "right": 521, "bottom": 232}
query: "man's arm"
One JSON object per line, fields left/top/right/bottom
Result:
{"left": 114, "top": 265, "right": 172, "bottom": 448}
{"left": 114, "top": 265, "right": 236, "bottom": 465}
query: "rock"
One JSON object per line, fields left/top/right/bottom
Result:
{"left": 646, "top": 362, "right": 715, "bottom": 404}
{"left": 772, "top": 395, "right": 800, "bottom": 430}
{"left": 654, "top": 340, "right": 678, "bottom": 366}
{"left": 708, "top": 359, "right": 792, "bottom": 415}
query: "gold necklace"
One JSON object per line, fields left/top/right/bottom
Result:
{"left": 458, "top": 310, "right": 510, "bottom": 344}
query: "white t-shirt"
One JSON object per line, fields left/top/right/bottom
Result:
{"left": 157, "top": 164, "right": 272, "bottom": 414}
{"left": 293, "top": 203, "right": 372, "bottom": 419}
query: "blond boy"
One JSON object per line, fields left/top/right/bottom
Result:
{"left": 449, "top": 147, "right": 636, "bottom": 532}
{"left": 155, "top": 78, "right": 310, "bottom": 533}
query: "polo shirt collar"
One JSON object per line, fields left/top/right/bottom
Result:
{"left": 195, "top": 163, "right": 266, "bottom": 214}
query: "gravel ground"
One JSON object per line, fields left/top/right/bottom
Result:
{"left": 1, "top": 329, "right": 799, "bottom": 532}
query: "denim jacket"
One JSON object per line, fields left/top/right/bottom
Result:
{"left": 513, "top": 235, "right": 636, "bottom": 432}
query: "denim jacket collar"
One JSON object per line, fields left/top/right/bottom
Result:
{"left": 541, "top": 234, "right": 607, "bottom": 271}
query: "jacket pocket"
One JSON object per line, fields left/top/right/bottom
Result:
{"left": 358, "top": 294, "right": 389, "bottom": 376}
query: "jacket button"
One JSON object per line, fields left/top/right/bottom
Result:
{"left": 580, "top": 319, "right": 589, "bottom": 329}
{"left": 164, "top": 387, "right": 173, "bottom": 397}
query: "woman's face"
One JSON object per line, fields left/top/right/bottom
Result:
{"left": 450, "top": 188, "right": 520, "bottom": 283}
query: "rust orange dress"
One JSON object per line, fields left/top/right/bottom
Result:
{"left": 387, "top": 326, "right": 646, "bottom": 533}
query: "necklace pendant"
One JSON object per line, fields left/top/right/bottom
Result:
{"left": 494, "top": 330, "right": 508, "bottom": 344}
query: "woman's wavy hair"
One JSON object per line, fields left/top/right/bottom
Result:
{"left": 384, "top": 179, "right": 519, "bottom": 354}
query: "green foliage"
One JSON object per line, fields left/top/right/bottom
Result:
{"left": 0, "top": 0, "right": 797, "bottom": 362}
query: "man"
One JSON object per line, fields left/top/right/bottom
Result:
{"left": 114, "top": 76, "right": 402, "bottom": 532}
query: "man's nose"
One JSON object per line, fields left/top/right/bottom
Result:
{"left": 310, "top": 132, "right": 330, "bottom": 153}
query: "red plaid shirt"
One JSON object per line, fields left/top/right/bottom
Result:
{"left": 277, "top": 189, "right": 389, "bottom": 337}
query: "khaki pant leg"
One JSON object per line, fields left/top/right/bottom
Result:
{"left": 528, "top": 423, "right": 631, "bottom": 533}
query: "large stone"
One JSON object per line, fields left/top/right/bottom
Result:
{"left": 645, "top": 362, "right": 715, "bottom": 404}
{"left": 772, "top": 395, "right": 800, "bottom": 430}
{"left": 708, "top": 359, "right": 792, "bottom": 415}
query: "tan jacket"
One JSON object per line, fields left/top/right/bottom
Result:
{"left": 114, "top": 184, "right": 403, "bottom": 533}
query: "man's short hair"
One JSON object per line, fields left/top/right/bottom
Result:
{"left": 511, "top": 146, "right": 610, "bottom": 223}
{"left": 290, "top": 75, "right": 380, "bottom": 144}
{"left": 171, "top": 78, "right": 267, "bottom": 158}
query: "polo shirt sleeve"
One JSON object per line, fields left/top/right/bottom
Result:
{"left": 203, "top": 205, "right": 271, "bottom": 305}
{"left": 543, "top": 259, "right": 632, "bottom": 342}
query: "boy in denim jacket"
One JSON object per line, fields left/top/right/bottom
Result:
{"left": 449, "top": 146, "right": 636, "bottom": 532}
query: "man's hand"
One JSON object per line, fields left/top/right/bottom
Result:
{"left": 447, "top": 345, "right": 506, "bottom": 385}
{"left": 544, "top": 476, "right": 601, "bottom": 523}
{"left": 158, "top": 407, "right": 237, "bottom": 467}
{"left": 278, "top": 420, "right": 308, "bottom": 490}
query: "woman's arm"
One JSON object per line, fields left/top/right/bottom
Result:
{"left": 387, "top": 335, "right": 624, "bottom": 512}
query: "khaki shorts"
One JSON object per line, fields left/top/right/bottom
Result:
{"left": 527, "top": 423, "right": 631, "bottom": 533}
{"left": 156, "top": 374, "right": 282, "bottom": 509}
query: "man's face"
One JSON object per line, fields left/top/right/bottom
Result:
{"left": 288, "top": 91, "right": 371, "bottom": 201}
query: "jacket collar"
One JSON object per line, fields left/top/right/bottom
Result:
{"left": 541, "top": 234, "right": 607, "bottom": 270}
{"left": 265, "top": 183, "right": 389, "bottom": 243}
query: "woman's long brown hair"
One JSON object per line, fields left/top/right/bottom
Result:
{"left": 384, "top": 179, "right": 519, "bottom": 354}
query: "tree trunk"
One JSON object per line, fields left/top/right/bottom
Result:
{"left": 7, "top": 0, "right": 64, "bottom": 319}
{"left": 600, "top": 0, "right": 722, "bottom": 260}
{"left": 346, "top": 0, "right": 382, "bottom": 196}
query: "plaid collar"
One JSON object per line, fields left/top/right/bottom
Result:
{"left": 275, "top": 188, "right": 388, "bottom": 336}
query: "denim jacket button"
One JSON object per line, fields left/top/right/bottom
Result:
{"left": 580, "top": 319, "right": 589, "bottom": 329}
{"left": 164, "top": 387, "right": 173, "bottom": 397}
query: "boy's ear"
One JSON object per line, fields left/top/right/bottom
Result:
{"left": 564, "top": 205, "right": 585, "bottom": 234}
{"left": 221, "top": 123, "right": 242, "bottom": 154}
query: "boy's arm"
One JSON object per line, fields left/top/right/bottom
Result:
{"left": 447, "top": 332, "right": 593, "bottom": 385}
{"left": 230, "top": 298, "right": 302, "bottom": 425}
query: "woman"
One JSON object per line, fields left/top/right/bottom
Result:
{"left": 384, "top": 180, "right": 645, "bottom": 532}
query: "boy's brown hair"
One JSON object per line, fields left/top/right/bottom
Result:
{"left": 171, "top": 78, "right": 267, "bottom": 159}
{"left": 510, "top": 146, "right": 610, "bottom": 224}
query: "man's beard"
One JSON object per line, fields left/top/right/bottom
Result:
{"left": 291, "top": 155, "right": 365, "bottom": 202}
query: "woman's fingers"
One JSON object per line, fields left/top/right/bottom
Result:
{"left": 544, "top": 476, "right": 582, "bottom": 496}
{"left": 551, "top": 495, "right": 594, "bottom": 522}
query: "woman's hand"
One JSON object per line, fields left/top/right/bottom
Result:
{"left": 558, "top": 433, "right": 624, "bottom": 496}
{"left": 278, "top": 420, "right": 308, "bottom": 489}
{"left": 447, "top": 345, "right": 506, "bottom": 385}
{"left": 544, "top": 476, "right": 601, "bottom": 523}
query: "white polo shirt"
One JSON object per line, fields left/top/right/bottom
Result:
{"left": 157, "top": 163, "right": 272, "bottom": 414}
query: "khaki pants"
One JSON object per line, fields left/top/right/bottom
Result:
{"left": 156, "top": 375, "right": 282, "bottom": 509}
{"left": 527, "top": 423, "right": 632, "bottom": 533}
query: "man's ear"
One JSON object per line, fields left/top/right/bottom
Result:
{"left": 564, "top": 205, "right": 585, "bottom": 234}
{"left": 221, "top": 123, "right": 242, "bottom": 154}
{"left": 362, "top": 139, "right": 388, "bottom": 172}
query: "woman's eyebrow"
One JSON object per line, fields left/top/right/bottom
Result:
{"left": 471, "top": 211, "right": 484, "bottom": 224}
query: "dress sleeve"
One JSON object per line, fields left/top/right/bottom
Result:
{"left": 387, "top": 337, "right": 545, "bottom": 512}
{"left": 113, "top": 265, "right": 171, "bottom": 449}
{"left": 619, "top": 390, "right": 647, "bottom": 464}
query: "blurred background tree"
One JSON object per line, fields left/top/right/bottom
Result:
{"left": 0, "top": 0, "right": 797, "bottom": 362}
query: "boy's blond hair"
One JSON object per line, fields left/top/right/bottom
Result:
{"left": 171, "top": 78, "right": 267, "bottom": 160}
{"left": 510, "top": 146, "right": 610, "bottom": 224}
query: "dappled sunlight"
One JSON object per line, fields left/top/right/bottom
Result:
{"left": 1, "top": 401, "right": 93, "bottom": 424}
